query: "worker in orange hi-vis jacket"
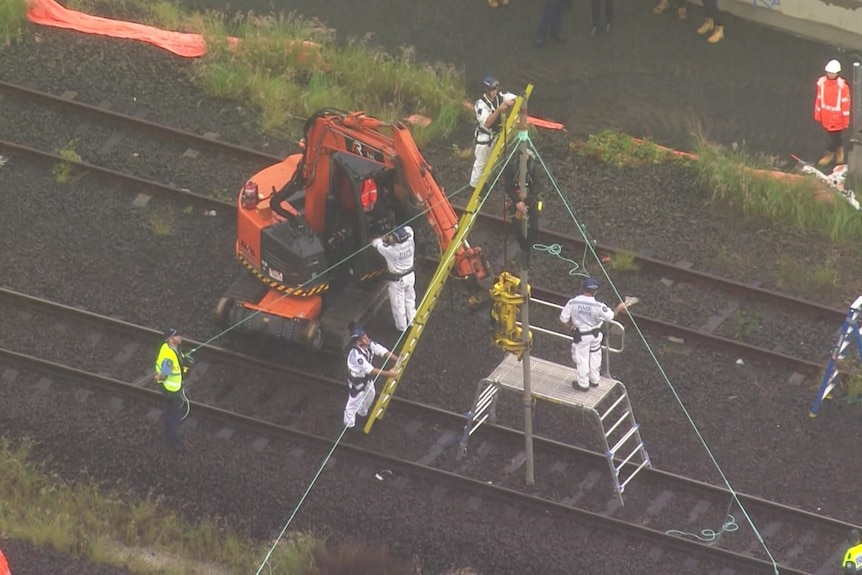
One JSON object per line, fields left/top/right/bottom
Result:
{"left": 814, "top": 59, "right": 852, "bottom": 167}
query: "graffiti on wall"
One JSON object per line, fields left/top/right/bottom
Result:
{"left": 753, "top": 0, "right": 780, "bottom": 7}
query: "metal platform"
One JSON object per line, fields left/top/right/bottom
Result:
{"left": 484, "top": 353, "right": 618, "bottom": 410}
{"left": 464, "top": 351, "right": 651, "bottom": 504}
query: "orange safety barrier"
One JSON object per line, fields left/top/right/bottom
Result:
{"left": 26, "top": 0, "right": 321, "bottom": 61}
{"left": 629, "top": 136, "right": 805, "bottom": 182}
{"left": 461, "top": 99, "right": 565, "bottom": 132}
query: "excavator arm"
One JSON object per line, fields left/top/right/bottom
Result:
{"left": 390, "top": 124, "right": 489, "bottom": 281}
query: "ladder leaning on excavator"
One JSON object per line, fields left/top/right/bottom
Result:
{"left": 363, "top": 84, "right": 535, "bottom": 434}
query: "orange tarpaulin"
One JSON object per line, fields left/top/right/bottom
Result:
{"left": 26, "top": 0, "right": 222, "bottom": 57}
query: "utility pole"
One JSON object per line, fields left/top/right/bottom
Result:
{"left": 849, "top": 62, "right": 862, "bottom": 189}
{"left": 516, "top": 92, "right": 534, "bottom": 486}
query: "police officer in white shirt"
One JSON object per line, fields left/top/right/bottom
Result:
{"left": 470, "top": 76, "right": 515, "bottom": 189}
{"left": 344, "top": 323, "right": 400, "bottom": 428}
{"left": 372, "top": 226, "right": 417, "bottom": 332}
{"left": 558, "top": 277, "right": 629, "bottom": 390}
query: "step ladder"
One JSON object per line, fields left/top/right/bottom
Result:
{"left": 595, "top": 380, "right": 651, "bottom": 501}
{"left": 809, "top": 295, "right": 862, "bottom": 417}
{"left": 460, "top": 352, "right": 651, "bottom": 505}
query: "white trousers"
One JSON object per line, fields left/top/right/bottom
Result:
{"left": 344, "top": 381, "right": 376, "bottom": 428}
{"left": 388, "top": 272, "right": 417, "bottom": 331}
{"left": 470, "top": 141, "right": 494, "bottom": 187}
{"left": 571, "top": 334, "right": 603, "bottom": 389}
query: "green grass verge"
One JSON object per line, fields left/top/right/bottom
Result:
{"left": 0, "top": 0, "right": 28, "bottom": 45}
{"left": 0, "top": 438, "right": 315, "bottom": 574}
{"left": 64, "top": 0, "right": 469, "bottom": 143}
{"left": 692, "top": 139, "right": 862, "bottom": 244}
{"left": 571, "top": 130, "right": 862, "bottom": 245}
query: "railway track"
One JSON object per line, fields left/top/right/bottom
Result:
{"left": 0, "top": 78, "right": 853, "bottom": 346}
{"left": 0, "top": 286, "right": 855, "bottom": 574}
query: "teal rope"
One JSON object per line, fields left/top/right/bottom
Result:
{"left": 255, "top": 150, "right": 515, "bottom": 575}
{"left": 531, "top": 243, "right": 590, "bottom": 278}
{"left": 666, "top": 514, "right": 739, "bottom": 542}
{"left": 523, "top": 136, "right": 780, "bottom": 574}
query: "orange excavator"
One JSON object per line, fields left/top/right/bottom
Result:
{"left": 215, "top": 109, "right": 491, "bottom": 351}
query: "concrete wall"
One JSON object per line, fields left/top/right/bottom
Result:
{"left": 692, "top": 0, "right": 862, "bottom": 50}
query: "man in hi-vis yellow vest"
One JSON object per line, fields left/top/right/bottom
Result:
{"left": 154, "top": 328, "right": 190, "bottom": 453}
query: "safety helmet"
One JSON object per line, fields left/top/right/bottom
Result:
{"left": 482, "top": 76, "right": 500, "bottom": 91}
{"left": 583, "top": 277, "right": 600, "bottom": 292}
{"left": 825, "top": 59, "right": 841, "bottom": 74}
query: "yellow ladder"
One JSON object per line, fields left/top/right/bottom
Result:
{"left": 364, "top": 84, "right": 535, "bottom": 433}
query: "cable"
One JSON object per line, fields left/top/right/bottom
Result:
{"left": 666, "top": 514, "right": 739, "bottom": 543}
{"left": 254, "top": 157, "right": 513, "bottom": 575}
{"left": 524, "top": 136, "right": 780, "bottom": 574}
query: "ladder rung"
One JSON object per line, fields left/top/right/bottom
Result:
{"left": 610, "top": 424, "right": 640, "bottom": 456}
{"left": 600, "top": 393, "right": 627, "bottom": 421}
{"left": 619, "top": 459, "right": 652, "bottom": 492}
{"left": 615, "top": 442, "right": 644, "bottom": 470}
{"left": 469, "top": 413, "right": 491, "bottom": 436}
{"left": 604, "top": 410, "right": 630, "bottom": 438}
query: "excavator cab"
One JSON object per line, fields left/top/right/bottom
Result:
{"left": 323, "top": 151, "right": 394, "bottom": 282}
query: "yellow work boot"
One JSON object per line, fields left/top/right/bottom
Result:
{"left": 818, "top": 151, "right": 835, "bottom": 166}
{"left": 488, "top": 0, "right": 499, "bottom": 7}
{"left": 697, "top": 17, "right": 714, "bottom": 35}
{"left": 653, "top": 0, "right": 669, "bottom": 14}
{"left": 836, "top": 148, "right": 845, "bottom": 164}
{"left": 678, "top": 6, "right": 687, "bottom": 20}
{"left": 707, "top": 25, "right": 724, "bottom": 43}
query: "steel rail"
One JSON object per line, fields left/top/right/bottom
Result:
{"left": 0, "top": 79, "right": 284, "bottom": 165}
{"left": 0, "top": 88, "right": 846, "bottom": 328}
{"left": 0, "top": 76, "right": 846, "bottom": 324}
{"left": 526, "top": 284, "right": 824, "bottom": 374}
{"left": 454, "top": 206, "right": 848, "bottom": 322}
{"left": 0, "top": 344, "right": 812, "bottom": 574}
{"left": 0, "top": 286, "right": 853, "bottom": 567}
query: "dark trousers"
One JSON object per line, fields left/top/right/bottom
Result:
{"left": 591, "top": 0, "right": 614, "bottom": 27}
{"left": 703, "top": 0, "right": 721, "bottom": 25}
{"left": 535, "top": 0, "right": 565, "bottom": 40}
{"left": 163, "top": 390, "right": 183, "bottom": 446}
{"left": 827, "top": 130, "right": 844, "bottom": 152}
{"left": 512, "top": 206, "right": 540, "bottom": 252}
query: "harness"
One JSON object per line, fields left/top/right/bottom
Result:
{"left": 571, "top": 327, "right": 602, "bottom": 344}
{"left": 348, "top": 344, "right": 374, "bottom": 397}
{"left": 475, "top": 94, "right": 503, "bottom": 144}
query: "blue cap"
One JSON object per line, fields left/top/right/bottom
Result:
{"left": 583, "top": 278, "right": 600, "bottom": 292}
{"left": 482, "top": 76, "right": 499, "bottom": 90}
{"left": 391, "top": 227, "right": 410, "bottom": 244}
{"left": 349, "top": 325, "right": 366, "bottom": 340}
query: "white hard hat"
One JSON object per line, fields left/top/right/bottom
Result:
{"left": 825, "top": 59, "right": 841, "bottom": 74}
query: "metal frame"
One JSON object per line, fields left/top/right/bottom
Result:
{"left": 809, "top": 295, "right": 862, "bottom": 417}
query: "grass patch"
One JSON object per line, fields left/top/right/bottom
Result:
{"left": 65, "top": 0, "right": 469, "bottom": 142}
{"left": 693, "top": 139, "right": 862, "bottom": 244}
{"left": 0, "top": 437, "right": 316, "bottom": 573}
{"left": 145, "top": 205, "right": 176, "bottom": 236}
{"left": 0, "top": 0, "right": 28, "bottom": 46}
{"left": 570, "top": 130, "right": 678, "bottom": 168}
{"left": 771, "top": 253, "right": 843, "bottom": 298}
{"left": 731, "top": 308, "right": 760, "bottom": 341}
{"left": 52, "top": 140, "right": 82, "bottom": 184}
{"left": 606, "top": 249, "right": 638, "bottom": 272}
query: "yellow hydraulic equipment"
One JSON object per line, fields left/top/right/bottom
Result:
{"left": 490, "top": 271, "right": 532, "bottom": 359}
{"left": 363, "top": 84, "right": 535, "bottom": 434}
